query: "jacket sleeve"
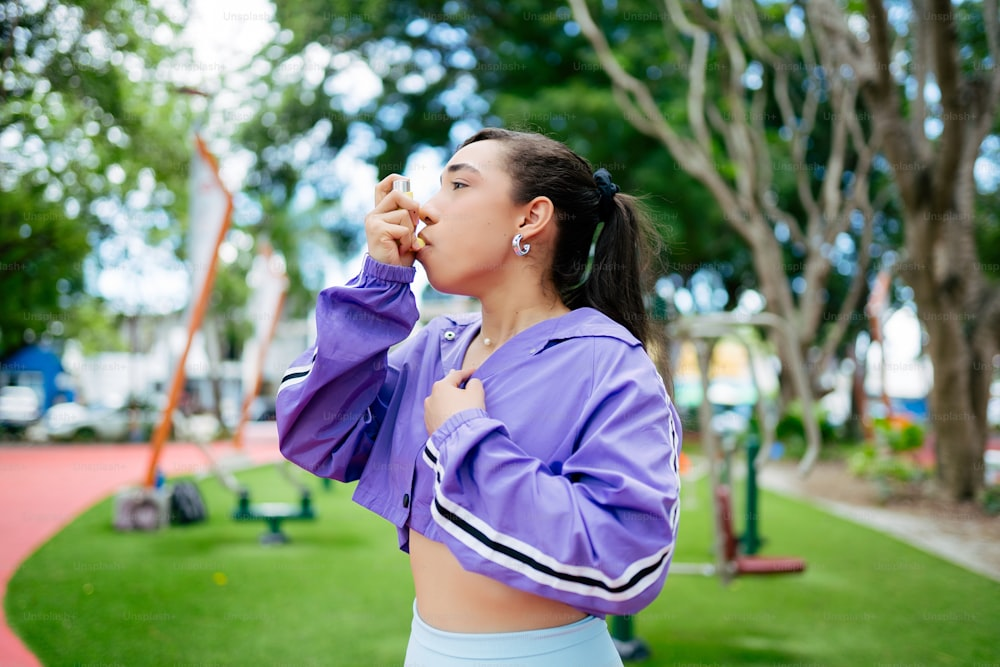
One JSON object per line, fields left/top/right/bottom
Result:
{"left": 422, "top": 341, "right": 682, "bottom": 618}
{"left": 276, "top": 255, "right": 420, "bottom": 481}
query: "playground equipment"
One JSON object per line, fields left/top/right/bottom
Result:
{"left": 610, "top": 314, "right": 809, "bottom": 661}
{"left": 670, "top": 313, "right": 809, "bottom": 584}
{"left": 669, "top": 434, "right": 806, "bottom": 582}
{"left": 193, "top": 440, "right": 318, "bottom": 544}
{"left": 231, "top": 461, "right": 316, "bottom": 544}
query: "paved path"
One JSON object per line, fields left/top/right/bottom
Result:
{"left": 0, "top": 423, "right": 283, "bottom": 667}
{"left": 758, "top": 463, "right": 1000, "bottom": 584}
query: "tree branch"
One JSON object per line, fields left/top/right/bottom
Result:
{"left": 815, "top": 207, "right": 875, "bottom": 377}
{"left": 812, "top": 0, "right": 922, "bottom": 207}
{"left": 986, "top": 0, "right": 1000, "bottom": 106}
{"left": 663, "top": 0, "right": 713, "bottom": 152}
{"left": 733, "top": 0, "right": 780, "bottom": 66}
{"left": 713, "top": 3, "right": 758, "bottom": 208}
{"left": 568, "top": 0, "right": 749, "bottom": 235}
{"left": 909, "top": 0, "right": 933, "bottom": 161}
{"left": 770, "top": 68, "right": 814, "bottom": 242}
{"left": 813, "top": 108, "right": 881, "bottom": 376}
{"left": 928, "top": 0, "right": 964, "bottom": 211}
{"left": 820, "top": 79, "right": 854, "bottom": 224}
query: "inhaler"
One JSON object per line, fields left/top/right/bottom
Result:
{"left": 393, "top": 179, "right": 425, "bottom": 249}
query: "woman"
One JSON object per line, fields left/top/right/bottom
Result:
{"left": 276, "top": 128, "right": 682, "bottom": 666}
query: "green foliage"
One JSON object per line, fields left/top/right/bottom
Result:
{"left": 983, "top": 485, "right": 1000, "bottom": 516}
{"left": 871, "top": 416, "right": 926, "bottom": 453}
{"left": 59, "top": 297, "right": 128, "bottom": 355}
{"left": 846, "top": 412, "right": 929, "bottom": 501}
{"left": 975, "top": 188, "right": 1000, "bottom": 280}
{"left": 0, "top": 0, "right": 192, "bottom": 356}
{"left": 208, "top": 241, "right": 254, "bottom": 361}
{"left": 774, "top": 400, "right": 838, "bottom": 445}
{"left": 0, "top": 189, "right": 89, "bottom": 354}
{"left": 848, "top": 445, "right": 927, "bottom": 484}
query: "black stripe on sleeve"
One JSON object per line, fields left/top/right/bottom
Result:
{"left": 432, "top": 497, "right": 668, "bottom": 595}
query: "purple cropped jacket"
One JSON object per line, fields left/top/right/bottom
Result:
{"left": 276, "top": 255, "right": 682, "bottom": 617}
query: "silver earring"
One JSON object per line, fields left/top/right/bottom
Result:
{"left": 512, "top": 233, "right": 531, "bottom": 256}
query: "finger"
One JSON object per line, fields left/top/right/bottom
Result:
{"left": 367, "top": 209, "right": 415, "bottom": 240}
{"left": 372, "top": 190, "right": 421, "bottom": 216}
{"left": 379, "top": 224, "right": 421, "bottom": 255}
{"left": 441, "top": 367, "right": 477, "bottom": 387}
{"left": 374, "top": 174, "right": 409, "bottom": 206}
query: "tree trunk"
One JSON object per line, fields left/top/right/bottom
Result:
{"left": 846, "top": 340, "right": 866, "bottom": 442}
{"left": 919, "top": 297, "right": 988, "bottom": 500}
{"left": 903, "top": 200, "right": 990, "bottom": 500}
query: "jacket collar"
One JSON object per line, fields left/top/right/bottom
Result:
{"left": 436, "top": 307, "right": 640, "bottom": 370}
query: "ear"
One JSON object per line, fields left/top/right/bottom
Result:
{"left": 517, "top": 196, "right": 557, "bottom": 240}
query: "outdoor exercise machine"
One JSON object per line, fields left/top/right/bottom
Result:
{"left": 670, "top": 312, "right": 809, "bottom": 583}
{"left": 231, "top": 462, "right": 316, "bottom": 544}
{"left": 611, "top": 313, "right": 810, "bottom": 661}
{"left": 193, "top": 440, "right": 318, "bottom": 544}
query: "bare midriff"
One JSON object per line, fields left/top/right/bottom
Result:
{"left": 408, "top": 529, "right": 588, "bottom": 632}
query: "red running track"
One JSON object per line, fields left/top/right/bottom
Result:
{"left": 0, "top": 422, "right": 283, "bottom": 667}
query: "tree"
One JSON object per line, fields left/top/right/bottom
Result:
{"left": 568, "top": 0, "right": 893, "bottom": 471}
{"left": 0, "top": 0, "right": 193, "bottom": 357}
{"left": 811, "top": 0, "right": 1000, "bottom": 499}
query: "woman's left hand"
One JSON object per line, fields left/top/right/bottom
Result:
{"left": 424, "top": 367, "right": 486, "bottom": 435}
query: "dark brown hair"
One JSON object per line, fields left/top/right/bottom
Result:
{"left": 459, "top": 128, "right": 661, "bottom": 346}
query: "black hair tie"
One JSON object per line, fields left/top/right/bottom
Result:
{"left": 594, "top": 168, "right": 620, "bottom": 222}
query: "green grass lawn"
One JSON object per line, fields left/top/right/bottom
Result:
{"left": 6, "top": 464, "right": 999, "bottom": 666}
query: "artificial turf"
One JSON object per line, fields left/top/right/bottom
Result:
{"left": 6, "top": 463, "right": 999, "bottom": 666}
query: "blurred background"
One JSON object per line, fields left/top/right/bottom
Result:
{"left": 1, "top": 0, "right": 999, "bottom": 500}
{"left": 3, "top": 3, "right": 1000, "bottom": 666}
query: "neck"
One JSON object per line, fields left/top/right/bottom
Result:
{"left": 476, "top": 285, "right": 569, "bottom": 349}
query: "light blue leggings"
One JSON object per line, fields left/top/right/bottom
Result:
{"left": 403, "top": 600, "right": 625, "bottom": 667}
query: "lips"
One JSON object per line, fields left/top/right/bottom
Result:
{"left": 413, "top": 220, "right": 428, "bottom": 250}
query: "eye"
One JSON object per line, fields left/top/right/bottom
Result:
{"left": 451, "top": 181, "right": 468, "bottom": 190}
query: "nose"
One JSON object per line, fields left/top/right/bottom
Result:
{"left": 418, "top": 188, "right": 443, "bottom": 226}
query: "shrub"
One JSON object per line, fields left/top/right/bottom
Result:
{"left": 872, "top": 416, "right": 925, "bottom": 453}
{"left": 772, "top": 400, "right": 838, "bottom": 445}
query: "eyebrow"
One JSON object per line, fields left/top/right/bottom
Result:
{"left": 440, "top": 163, "right": 482, "bottom": 183}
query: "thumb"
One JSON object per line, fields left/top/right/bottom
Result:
{"left": 464, "top": 377, "right": 485, "bottom": 397}
{"left": 444, "top": 367, "right": 477, "bottom": 387}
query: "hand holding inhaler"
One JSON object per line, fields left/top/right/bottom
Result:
{"left": 365, "top": 174, "right": 424, "bottom": 267}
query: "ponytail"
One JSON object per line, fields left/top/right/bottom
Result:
{"left": 563, "top": 192, "right": 658, "bottom": 346}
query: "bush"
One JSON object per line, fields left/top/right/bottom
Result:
{"left": 848, "top": 445, "right": 925, "bottom": 483}
{"left": 848, "top": 444, "right": 929, "bottom": 503}
{"left": 983, "top": 486, "right": 1000, "bottom": 516}
{"left": 872, "top": 416, "right": 925, "bottom": 453}
{"left": 774, "top": 400, "right": 838, "bottom": 444}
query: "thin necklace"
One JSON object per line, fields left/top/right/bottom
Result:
{"left": 481, "top": 306, "right": 565, "bottom": 348}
